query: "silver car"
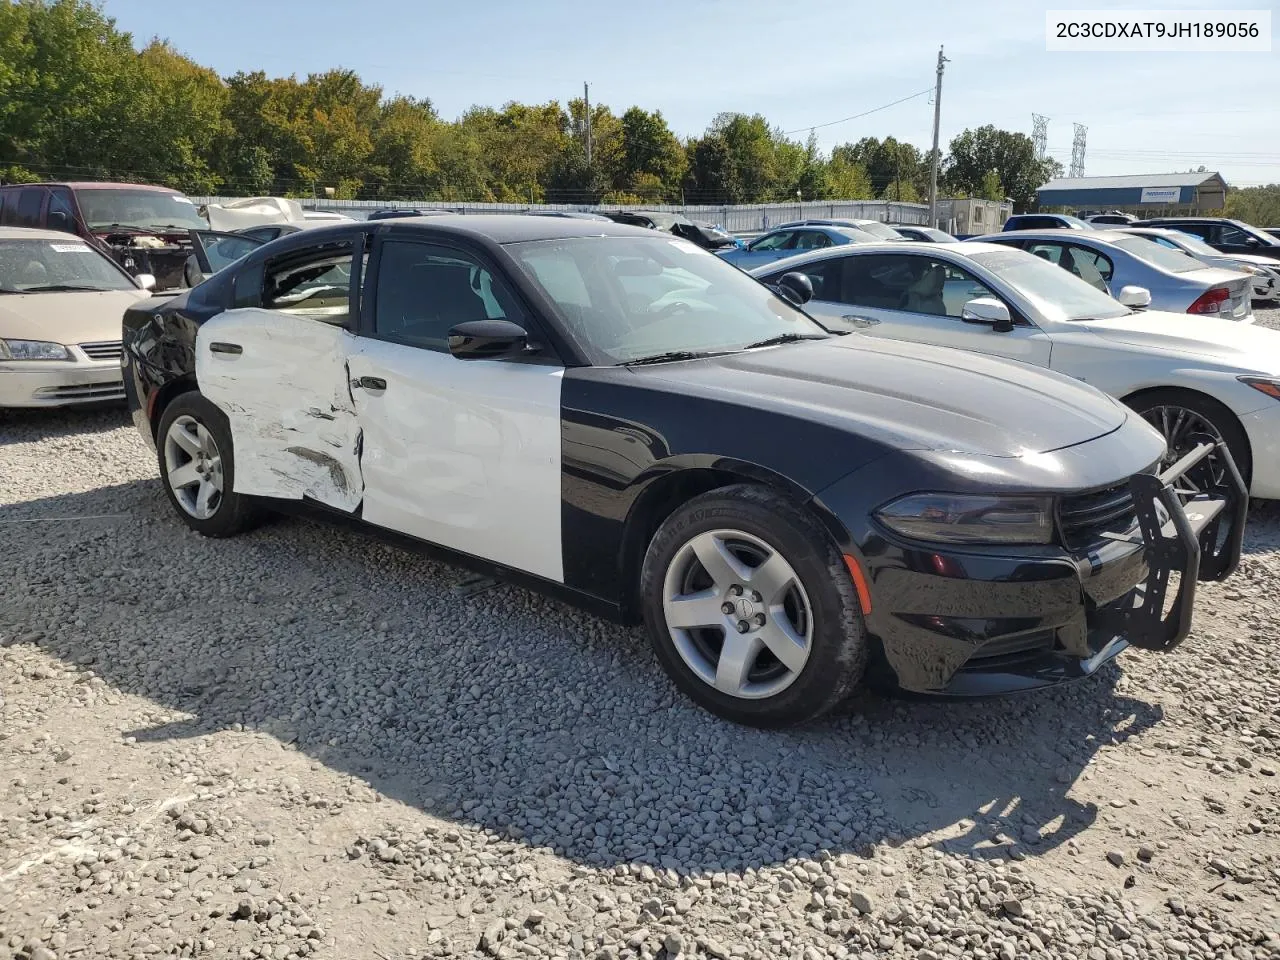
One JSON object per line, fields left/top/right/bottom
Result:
{"left": 971, "top": 228, "right": 1255, "bottom": 322}
{"left": 773, "top": 218, "right": 906, "bottom": 240}
{"left": 1118, "top": 226, "right": 1280, "bottom": 304}
{"left": 716, "top": 224, "right": 877, "bottom": 270}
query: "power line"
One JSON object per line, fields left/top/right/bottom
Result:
{"left": 782, "top": 87, "right": 934, "bottom": 136}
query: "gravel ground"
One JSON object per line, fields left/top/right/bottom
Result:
{"left": 2, "top": 311, "right": 1279, "bottom": 960}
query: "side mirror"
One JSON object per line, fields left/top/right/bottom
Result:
{"left": 47, "top": 211, "right": 73, "bottom": 233}
{"left": 961, "top": 297, "right": 1014, "bottom": 332}
{"left": 774, "top": 271, "right": 813, "bottom": 306}
{"left": 135, "top": 273, "right": 157, "bottom": 291}
{"left": 448, "top": 319, "right": 529, "bottom": 360}
{"left": 1116, "top": 285, "right": 1151, "bottom": 309}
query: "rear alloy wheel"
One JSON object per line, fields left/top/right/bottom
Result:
{"left": 1129, "top": 389, "right": 1251, "bottom": 494}
{"left": 155, "top": 392, "right": 261, "bottom": 537}
{"left": 164, "top": 415, "right": 224, "bottom": 520}
{"left": 640, "top": 484, "right": 869, "bottom": 727}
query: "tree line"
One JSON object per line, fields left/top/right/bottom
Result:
{"left": 2, "top": 0, "right": 1270, "bottom": 219}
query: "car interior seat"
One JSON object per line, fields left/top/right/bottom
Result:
{"left": 900, "top": 264, "right": 947, "bottom": 315}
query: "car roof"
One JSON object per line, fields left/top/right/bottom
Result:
{"left": 978, "top": 228, "right": 1133, "bottom": 244}
{"left": 0, "top": 225, "right": 94, "bottom": 241}
{"left": 289, "top": 213, "right": 658, "bottom": 245}
{"left": 11, "top": 181, "right": 186, "bottom": 193}
{"left": 747, "top": 240, "right": 1010, "bottom": 275}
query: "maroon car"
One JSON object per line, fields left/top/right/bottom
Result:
{"left": 0, "top": 181, "right": 207, "bottom": 289}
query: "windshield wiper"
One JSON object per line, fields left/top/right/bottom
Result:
{"left": 742, "top": 332, "right": 828, "bottom": 350}
{"left": 619, "top": 350, "right": 727, "bottom": 366}
{"left": 20, "top": 284, "right": 112, "bottom": 293}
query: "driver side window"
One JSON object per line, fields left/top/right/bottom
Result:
{"left": 371, "top": 240, "right": 518, "bottom": 353}
{"left": 262, "top": 242, "right": 357, "bottom": 326}
{"left": 751, "top": 231, "right": 795, "bottom": 252}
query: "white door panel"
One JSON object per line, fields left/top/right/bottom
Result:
{"left": 806, "top": 298, "right": 1053, "bottom": 367}
{"left": 195, "top": 309, "right": 363, "bottom": 511}
{"left": 347, "top": 337, "right": 565, "bottom": 583}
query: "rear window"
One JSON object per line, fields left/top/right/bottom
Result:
{"left": 856, "top": 221, "right": 905, "bottom": 241}
{"left": 1112, "top": 236, "right": 1203, "bottom": 273}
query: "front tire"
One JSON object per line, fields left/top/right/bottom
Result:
{"left": 1127, "top": 389, "right": 1252, "bottom": 491}
{"left": 639, "top": 484, "right": 869, "bottom": 727}
{"left": 156, "top": 392, "right": 260, "bottom": 537}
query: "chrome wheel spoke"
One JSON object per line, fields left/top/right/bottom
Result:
{"left": 746, "top": 550, "right": 797, "bottom": 604}
{"left": 664, "top": 590, "right": 727, "bottom": 630}
{"left": 195, "top": 480, "right": 217, "bottom": 516}
{"left": 758, "top": 619, "right": 808, "bottom": 674}
{"left": 689, "top": 532, "right": 749, "bottom": 588}
{"left": 171, "top": 424, "right": 201, "bottom": 457}
{"left": 714, "top": 632, "right": 763, "bottom": 695}
{"left": 168, "top": 462, "right": 201, "bottom": 490}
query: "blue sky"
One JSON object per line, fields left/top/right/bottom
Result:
{"left": 100, "top": 0, "right": 1277, "bottom": 186}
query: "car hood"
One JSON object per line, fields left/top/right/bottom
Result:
{"left": 1080, "top": 310, "right": 1280, "bottom": 372}
{"left": 632, "top": 335, "right": 1127, "bottom": 458}
{"left": 0, "top": 289, "right": 149, "bottom": 343}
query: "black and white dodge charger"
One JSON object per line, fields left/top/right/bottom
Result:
{"left": 122, "top": 216, "right": 1247, "bottom": 726}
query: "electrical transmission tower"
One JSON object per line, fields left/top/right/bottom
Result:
{"left": 1031, "top": 114, "right": 1048, "bottom": 161}
{"left": 1069, "top": 123, "right": 1087, "bottom": 178}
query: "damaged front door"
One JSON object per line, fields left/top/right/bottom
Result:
{"left": 194, "top": 239, "right": 365, "bottom": 512}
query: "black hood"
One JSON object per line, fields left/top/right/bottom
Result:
{"left": 629, "top": 335, "right": 1130, "bottom": 459}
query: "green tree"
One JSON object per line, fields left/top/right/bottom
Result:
{"left": 1224, "top": 184, "right": 1280, "bottom": 224}
{"left": 943, "top": 125, "right": 1061, "bottom": 212}
{"left": 618, "top": 107, "right": 684, "bottom": 197}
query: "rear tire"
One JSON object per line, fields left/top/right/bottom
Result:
{"left": 156, "top": 392, "right": 261, "bottom": 537}
{"left": 1126, "top": 388, "right": 1252, "bottom": 490}
{"left": 639, "top": 484, "right": 868, "bottom": 727}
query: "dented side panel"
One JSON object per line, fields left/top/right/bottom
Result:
{"left": 194, "top": 310, "right": 364, "bottom": 512}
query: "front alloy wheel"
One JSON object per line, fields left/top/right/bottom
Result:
{"left": 662, "top": 529, "right": 813, "bottom": 699}
{"left": 640, "top": 484, "right": 869, "bottom": 727}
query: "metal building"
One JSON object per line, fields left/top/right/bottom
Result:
{"left": 1035, "top": 172, "right": 1228, "bottom": 216}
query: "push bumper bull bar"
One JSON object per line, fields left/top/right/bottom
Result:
{"left": 1098, "top": 432, "right": 1248, "bottom": 651}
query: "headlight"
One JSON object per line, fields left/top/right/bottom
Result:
{"left": 1239, "top": 377, "right": 1280, "bottom": 401}
{"left": 0, "top": 339, "right": 72, "bottom": 361}
{"left": 874, "top": 493, "right": 1055, "bottom": 545}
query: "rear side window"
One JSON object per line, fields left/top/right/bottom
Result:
{"left": 262, "top": 241, "right": 358, "bottom": 326}
{"left": 14, "top": 188, "right": 45, "bottom": 227}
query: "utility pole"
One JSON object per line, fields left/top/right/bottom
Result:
{"left": 583, "top": 82, "right": 592, "bottom": 169}
{"left": 927, "top": 45, "right": 948, "bottom": 228}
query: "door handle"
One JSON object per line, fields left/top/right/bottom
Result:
{"left": 209, "top": 341, "right": 242, "bottom": 355}
{"left": 842, "top": 314, "right": 880, "bottom": 327}
{"left": 352, "top": 376, "right": 386, "bottom": 391}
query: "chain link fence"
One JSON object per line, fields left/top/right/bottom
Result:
{"left": 191, "top": 197, "right": 931, "bottom": 233}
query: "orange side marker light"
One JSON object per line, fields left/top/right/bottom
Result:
{"left": 843, "top": 554, "right": 873, "bottom": 616}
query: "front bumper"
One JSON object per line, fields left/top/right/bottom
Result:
{"left": 0, "top": 357, "right": 124, "bottom": 407}
{"left": 1241, "top": 400, "right": 1280, "bottom": 499}
{"left": 862, "top": 437, "right": 1247, "bottom": 696}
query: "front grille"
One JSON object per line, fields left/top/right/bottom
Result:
{"left": 1058, "top": 481, "right": 1137, "bottom": 550}
{"left": 79, "top": 340, "right": 123, "bottom": 361}
{"left": 34, "top": 381, "right": 125, "bottom": 400}
{"left": 960, "top": 629, "right": 1056, "bottom": 671}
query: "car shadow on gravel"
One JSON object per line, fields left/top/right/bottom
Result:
{"left": 4, "top": 479, "right": 1194, "bottom": 878}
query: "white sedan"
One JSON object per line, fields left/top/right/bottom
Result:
{"left": 752, "top": 242, "right": 1280, "bottom": 498}
{"left": 0, "top": 227, "right": 154, "bottom": 407}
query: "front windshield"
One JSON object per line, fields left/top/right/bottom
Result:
{"left": 0, "top": 238, "right": 137, "bottom": 292}
{"left": 508, "top": 235, "right": 828, "bottom": 364}
{"left": 1060, "top": 215, "right": 1093, "bottom": 229}
{"left": 969, "top": 248, "right": 1130, "bottom": 321}
{"left": 1111, "top": 236, "right": 1203, "bottom": 273}
{"left": 78, "top": 189, "right": 207, "bottom": 232}
{"left": 855, "top": 221, "right": 905, "bottom": 240}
